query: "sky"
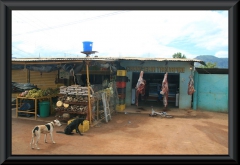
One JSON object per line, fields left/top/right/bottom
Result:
{"left": 12, "top": 10, "right": 228, "bottom": 59}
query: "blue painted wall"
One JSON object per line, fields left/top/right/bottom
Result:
{"left": 193, "top": 72, "right": 228, "bottom": 112}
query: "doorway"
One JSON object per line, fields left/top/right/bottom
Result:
{"left": 131, "top": 72, "right": 180, "bottom": 108}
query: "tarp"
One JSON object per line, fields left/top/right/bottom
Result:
{"left": 26, "top": 64, "right": 58, "bottom": 72}
{"left": 61, "top": 63, "right": 75, "bottom": 72}
{"left": 12, "top": 64, "right": 24, "bottom": 70}
{"left": 12, "top": 82, "right": 38, "bottom": 92}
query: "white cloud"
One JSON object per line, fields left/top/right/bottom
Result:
{"left": 215, "top": 51, "right": 228, "bottom": 58}
{"left": 12, "top": 10, "right": 228, "bottom": 59}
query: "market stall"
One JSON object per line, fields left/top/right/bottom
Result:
{"left": 15, "top": 88, "right": 59, "bottom": 120}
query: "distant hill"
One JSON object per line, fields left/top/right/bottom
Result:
{"left": 194, "top": 55, "right": 228, "bottom": 68}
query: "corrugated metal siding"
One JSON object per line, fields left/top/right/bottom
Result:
{"left": 194, "top": 73, "right": 228, "bottom": 112}
{"left": 195, "top": 68, "right": 228, "bottom": 74}
{"left": 12, "top": 69, "right": 28, "bottom": 83}
{"left": 29, "top": 70, "right": 58, "bottom": 89}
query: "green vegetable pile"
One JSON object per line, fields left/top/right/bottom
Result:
{"left": 24, "top": 88, "right": 59, "bottom": 98}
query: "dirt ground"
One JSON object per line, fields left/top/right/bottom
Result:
{"left": 11, "top": 103, "right": 228, "bottom": 155}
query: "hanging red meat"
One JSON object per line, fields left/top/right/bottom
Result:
{"left": 160, "top": 72, "right": 168, "bottom": 108}
{"left": 188, "top": 75, "right": 195, "bottom": 95}
{"left": 135, "top": 71, "right": 146, "bottom": 106}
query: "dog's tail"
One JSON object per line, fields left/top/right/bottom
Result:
{"left": 56, "top": 131, "right": 65, "bottom": 134}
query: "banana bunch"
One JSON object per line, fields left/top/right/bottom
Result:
{"left": 25, "top": 89, "right": 43, "bottom": 98}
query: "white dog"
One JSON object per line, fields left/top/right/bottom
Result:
{"left": 30, "top": 119, "right": 62, "bottom": 149}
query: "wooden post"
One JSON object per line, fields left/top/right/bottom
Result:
{"left": 86, "top": 61, "right": 92, "bottom": 125}
{"left": 16, "top": 97, "right": 19, "bottom": 118}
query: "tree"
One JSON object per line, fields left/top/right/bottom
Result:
{"left": 200, "top": 62, "right": 217, "bottom": 68}
{"left": 172, "top": 52, "right": 186, "bottom": 58}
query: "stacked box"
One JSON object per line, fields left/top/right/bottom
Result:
{"left": 59, "top": 86, "right": 67, "bottom": 94}
{"left": 67, "top": 119, "right": 89, "bottom": 133}
{"left": 116, "top": 70, "right": 126, "bottom": 112}
{"left": 116, "top": 76, "right": 128, "bottom": 82}
{"left": 117, "top": 70, "right": 127, "bottom": 76}
{"left": 116, "top": 81, "right": 126, "bottom": 88}
{"left": 117, "top": 87, "right": 126, "bottom": 94}
{"left": 59, "top": 85, "right": 90, "bottom": 96}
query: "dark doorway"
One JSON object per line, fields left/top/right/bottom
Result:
{"left": 131, "top": 72, "right": 179, "bottom": 107}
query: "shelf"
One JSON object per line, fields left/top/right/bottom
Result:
{"left": 63, "top": 102, "right": 88, "bottom": 105}
{"left": 16, "top": 96, "right": 55, "bottom": 120}
{"left": 56, "top": 111, "right": 87, "bottom": 114}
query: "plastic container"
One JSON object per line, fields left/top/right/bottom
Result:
{"left": 38, "top": 101, "right": 50, "bottom": 117}
{"left": 82, "top": 41, "right": 93, "bottom": 51}
{"left": 117, "top": 87, "right": 126, "bottom": 94}
{"left": 117, "top": 70, "right": 127, "bottom": 76}
{"left": 116, "top": 81, "right": 126, "bottom": 88}
{"left": 116, "top": 76, "right": 128, "bottom": 82}
{"left": 116, "top": 104, "right": 126, "bottom": 112}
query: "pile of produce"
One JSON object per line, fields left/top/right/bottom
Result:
{"left": 55, "top": 104, "right": 88, "bottom": 113}
{"left": 55, "top": 94, "right": 88, "bottom": 113}
{"left": 18, "top": 88, "right": 59, "bottom": 98}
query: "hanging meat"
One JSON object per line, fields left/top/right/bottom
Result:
{"left": 160, "top": 72, "right": 168, "bottom": 108}
{"left": 188, "top": 75, "right": 195, "bottom": 95}
{"left": 135, "top": 71, "right": 146, "bottom": 106}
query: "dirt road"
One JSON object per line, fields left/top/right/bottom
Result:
{"left": 12, "top": 109, "right": 228, "bottom": 155}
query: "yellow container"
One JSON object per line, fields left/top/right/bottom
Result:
{"left": 117, "top": 70, "right": 127, "bottom": 76}
{"left": 67, "top": 119, "right": 89, "bottom": 133}
{"left": 116, "top": 104, "right": 126, "bottom": 112}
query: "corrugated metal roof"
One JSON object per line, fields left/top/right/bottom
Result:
{"left": 12, "top": 57, "right": 205, "bottom": 65}
{"left": 195, "top": 68, "right": 228, "bottom": 74}
{"left": 118, "top": 57, "right": 205, "bottom": 64}
{"left": 11, "top": 57, "right": 117, "bottom": 61}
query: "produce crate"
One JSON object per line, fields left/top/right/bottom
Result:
{"left": 116, "top": 81, "right": 126, "bottom": 88}
{"left": 67, "top": 119, "right": 89, "bottom": 133}
{"left": 117, "top": 70, "right": 127, "bottom": 76}
{"left": 116, "top": 104, "right": 125, "bottom": 112}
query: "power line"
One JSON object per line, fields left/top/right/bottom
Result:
{"left": 13, "top": 12, "right": 54, "bottom": 38}
{"left": 13, "top": 11, "right": 130, "bottom": 36}
{"left": 12, "top": 46, "right": 37, "bottom": 58}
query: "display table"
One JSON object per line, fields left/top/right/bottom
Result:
{"left": 16, "top": 95, "right": 55, "bottom": 120}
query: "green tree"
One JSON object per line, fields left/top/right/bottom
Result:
{"left": 200, "top": 62, "right": 217, "bottom": 68}
{"left": 172, "top": 52, "right": 186, "bottom": 58}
